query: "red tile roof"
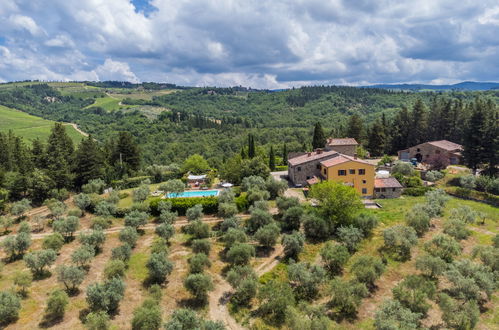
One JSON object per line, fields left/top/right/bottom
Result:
{"left": 375, "top": 177, "right": 403, "bottom": 188}
{"left": 320, "top": 154, "right": 372, "bottom": 167}
{"left": 327, "top": 138, "right": 359, "bottom": 146}
{"left": 288, "top": 150, "right": 339, "bottom": 166}
{"left": 427, "top": 140, "right": 462, "bottom": 151}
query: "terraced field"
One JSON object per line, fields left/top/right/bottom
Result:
{"left": 0, "top": 105, "right": 85, "bottom": 144}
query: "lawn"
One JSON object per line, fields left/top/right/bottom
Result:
{"left": 0, "top": 105, "right": 85, "bottom": 144}
{"left": 84, "top": 96, "right": 124, "bottom": 111}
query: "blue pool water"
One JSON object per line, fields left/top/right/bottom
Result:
{"left": 167, "top": 190, "right": 220, "bottom": 198}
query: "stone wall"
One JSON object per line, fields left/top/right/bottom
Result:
{"left": 398, "top": 143, "right": 461, "bottom": 164}
{"left": 324, "top": 145, "right": 357, "bottom": 156}
{"left": 288, "top": 154, "right": 339, "bottom": 186}
{"left": 374, "top": 187, "right": 402, "bottom": 198}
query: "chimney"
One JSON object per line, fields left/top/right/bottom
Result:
{"left": 307, "top": 152, "right": 312, "bottom": 157}
{"left": 316, "top": 148, "right": 322, "bottom": 154}
{"left": 353, "top": 153, "right": 357, "bottom": 159}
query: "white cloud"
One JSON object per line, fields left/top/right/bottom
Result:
{"left": 0, "top": 0, "right": 498, "bottom": 87}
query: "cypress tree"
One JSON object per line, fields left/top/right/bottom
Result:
{"left": 367, "top": 121, "right": 386, "bottom": 157}
{"left": 248, "top": 134, "right": 255, "bottom": 159}
{"left": 46, "top": 123, "right": 74, "bottom": 189}
{"left": 312, "top": 122, "right": 326, "bottom": 149}
{"left": 462, "top": 101, "right": 487, "bottom": 173}
{"left": 282, "top": 144, "right": 287, "bottom": 165}
{"left": 269, "top": 145, "right": 276, "bottom": 171}
{"left": 407, "top": 99, "right": 428, "bottom": 147}
{"left": 111, "top": 132, "right": 140, "bottom": 176}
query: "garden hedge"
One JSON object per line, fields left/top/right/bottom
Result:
{"left": 150, "top": 197, "right": 219, "bottom": 216}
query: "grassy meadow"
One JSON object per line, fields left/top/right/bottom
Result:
{"left": 0, "top": 105, "right": 85, "bottom": 144}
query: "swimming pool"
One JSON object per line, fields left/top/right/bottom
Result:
{"left": 166, "top": 190, "right": 220, "bottom": 198}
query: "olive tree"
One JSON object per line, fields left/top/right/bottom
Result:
{"left": 53, "top": 216, "right": 80, "bottom": 241}
{"left": 43, "top": 289, "right": 69, "bottom": 322}
{"left": 423, "top": 234, "right": 461, "bottom": 263}
{"left": 71, "top": 245, "right": 95, "bottom": 268}
{"left": 57, "top": 265, "right": 85, "bottom": 293}
{"left": 226, "top": 266, "right": 257, "bottom": 306}
{"left": 131, "top": 299, "right": 162, "bottom": 330}
{"left": 0, "top": 290, "right": 21, "bottom": 326}
{"left": 86, "top": 277, "right": 125, "bottom": 313}
{"left": 287, "top": 262, "right": 326, "bottom": 300}
{"left": 350, "top": 256, "right": 385, "bottom": 290}
{"left": 254, "top": 222, "right": 280, "bottom": 248}
{"left": 282, "top": 231, "right": 305, "bottom": 260}
{"left": 329, "top": 279, "right": 368, "bottom": 319}
{"left": 226, "top": 243, "right": 255, "bottom": 266}
{"left": 320, "top": 242, "right": 350, "bottom": 276}
{"left": 146, "top": 252, "right": 173, "bottom": 284}
{"left": 84, "top": 311, "right": 110, "bottom": 330}
{"left": 42, "top": 233, "right": 65, "bottom": 253}
{"left": 79, "top": 229, "right": 106, "bottom": 253}
{"left": 392, "top": 275, "right": 436, "bottom": 315}
{"left": 383, "top": 225, "right": 418, "bottom": 261}
{"left": 374, "top": 299, "right": 422, "bottom": 330}
{"left": 13, "top": 271, "right": 32, "bottom": 295}
{"left": 337, "top": 225, "right": 364, "bottom": 253}
{"left": 133, "top": 184, "right": 150, "bottom": 203}
{"left": 119, "top": 226, "right": 139, "bottom": 247}
{"left": 111, "top": 244, "right": 132, "bottom": 262}
{"left": 438, "top": 293, "right": 479, "bottom": 330}
{"left": 191, "top": 239, "right": 211, "bottom": 255}
{"left": 1, "top": 232, "right": 31, "bottom": 259}
{"left": 184, "top": 273, "right": 213, "bottom": 302}
{"left": 74, "top": 193, "right": 92, "bottom": 211}
{"left": 160, "top": 179, "right": 185, "bottom": 197}
{"left": 415, "top": 255, "right": 447, "bottom": 278}
{"left": 188, "top": 253, "right": 211, "bottom": 274}
{"left": 405, "top": 204, "right": 431, "bottom": 236}
{"left": 24, "top": 249, "right": 57, "bottom": 277}
{"left": 155, "top": 223, "right": 175, "bottom": 242}
{"left": 124, "top": 210, "right": 148, "bottom": 229}
{"left": 247, "top": 208, "right": 273, "bottom": 233}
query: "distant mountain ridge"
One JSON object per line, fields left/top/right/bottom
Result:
{"left": 364, "top": 81, "right": 499, "bottom": 91}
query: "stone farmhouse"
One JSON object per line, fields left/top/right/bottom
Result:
{"left": 374, "top": 177, "right": 403, "bottom": 198}
{"left": 398, "top": 140, "right": 463, "bottom": 165}
{"left": 287, "top": 149, "right": 339, "bottom": 186}
{"left": 324, "top": 138, "right": 359, "bottom": 156}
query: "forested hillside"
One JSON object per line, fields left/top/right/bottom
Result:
{"left": 0, "top": 82, "right": 496, "bottom": 169}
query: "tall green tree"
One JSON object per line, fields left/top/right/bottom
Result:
{"left": 281, "top": 143, "right": 287, "bottom": 165}
{"left": 46, "top": 123, "right": 74, "bottom": 189}
{"left": 74, "top": 136, "right": 104, "bottom": 188}
{"left": 248, "top": 134, "right": 255, "bottom": 159}
{"left": 462, "top": 101, "right": 488, "bottom": 173}
{"left": 110, "top": 132, "right": 140, "bottom": 177}
{"left": 312, "top": 122, "right": 326, "bottom": 149}
{"left": 407, "top": 99, "right": 428, "bottom": 147}
{"left": 268, "top": 145, "right": 276, "bottom": 171}
{"left": 347, "top": 114, "right": 363, "bottom": 141}
{"left": 367, "top": 120, "right": 386, "bottom": 157}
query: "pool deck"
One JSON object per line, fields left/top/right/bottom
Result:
{"left": 164, "top": 189, "right": 221, "bottom": 198}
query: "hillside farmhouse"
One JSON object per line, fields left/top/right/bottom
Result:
{"left": 320, "top": 155, "right": 375, "bottom": 197}
{"left": 374, "top": 177, "right": 403, "bottom": 198}
{"left": 287, "top": 149, "right": 339, "bottom": 186}
{"left": 398, "top": 140, "right": 463, "bottom": 165}
{"left": 324, "top": 138, "right": 359, "bottom": 156}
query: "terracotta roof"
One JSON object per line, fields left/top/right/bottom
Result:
{"left": 288, "top": 150, "right": 339, "bottom": 166}
{"left": 375, "top": 177, "right": 403, "bottom": 188}
{"left": 427, "top": 140, "right": 462, "bottom": 151}
{"left": 306, "top": 176, "right": 320, "bottom": 185}
{"left": 327, "top": 138, "right": 359, "bottom": 146}
{"left": 320, "top": 154, "right": 372, "bottom": 167}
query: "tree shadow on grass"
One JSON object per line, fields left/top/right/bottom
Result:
{"left": 178, "top": 297, "right": 208, "bottom": 310}
{"left": 255, "top": 246, "right": 275, "bottom": 258}
{"left": 39, "top": 313, "right": 64, "bottom": 328}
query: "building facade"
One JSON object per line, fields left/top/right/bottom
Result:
{"left": 398, "top": 140, "right": 462, "bottom": 165}
{"left": 288, "top": 149, "right": 339, "bottom": 186}
{"left": 374, "top": 177, "right": 403, "bottom": 198}
{"left": 320, "top": 155, "right": 375, "bottom": 197}
{"left": 324, "top": 138, "right": 359, "bottom": 156}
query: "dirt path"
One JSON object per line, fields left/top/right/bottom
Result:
{"left": 66, "top": 123, "right": 89, "bottom": 137}
{"left": 207, "top": 244, "right": 285, "bottom": 329}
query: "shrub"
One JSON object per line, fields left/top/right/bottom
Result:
{"left": 218, "top": 189, "right": 235, "bottom": 204}
{"left": 425, "top": 170, "right": 444, "bottom": 182}
{"left": 42, "top": 233, "right": 65, "bottom": 252}
{"left": 188, "top": 253, "right": 211, "bottom": 274}
{"left": 303, "top": 213, "right": 329, "bottom": 240}
{"left": 13, "top": 271, "right": 32, "bottom": 295}
{"left": 337, "top": 225, "right": 364, "bottom": 253}
{"left": 86, "top": 277, "right": 125, "bottom": 313}
{"left": 0, "top": 291, "right": 21, "bottom": 325}
{"left": 374, "top": 299, "right": 422, "bottom": 330}
{"left": 350, "top": 256, "right": 385, "bottom": 290}
{"left": 352, "top": 213, "right": 378, "bottom": 237}
{"left": 131, "top": 299, "right": 162, "bottom": 330}
{"left": 43, "top": 289, "right": 69, "bottom": 322}
{"left": 155, "top": 223, "right": 175, "bottom": 242}
{"left": 459, "top": 175, "right": 476, "bottom": 190}
{"left": 85, "top": 311, "right": 110, "bottom": 330}
{"left": 287, "top": 262, "right": 326, "bottom": 300}
{"left": 24, "top": 249, "right": 57, "bottom": 276}
{"left": 391, "top": 161, "right": 414, "bottom": 176}
{"left": 247, "top": 208, "right": 273, "bottom": 233}
{"left": 423, "top": 234, "right": 461, "bottom": 263}
{"left": 184, "top": 273, "right": 213, "bottom": 302}
{"left": 191, "top": 239, "right": 211, "bottom": 255}
{"left": 415, "top": 255, "right": 447, "bottom": 278}
{"left": 104, "top": 260, "right": 126, "bottom": 279}
{"left": 218, "top": 202, "right": 238, "bottom": 218}
{"left": 124, "top": 210, "right": 148, "bottom": 229}
{"left": 71, "top": 245, "right": 95, "bottom": 268}
{"left": 382, "top": 225, "right": 418, "bottom": 261}
{"left": 83, "top": 179, "right": 106, "bottom": 194}
{"left": 254, "top": 222, "right": 280, "bottom": 248}
{"left": 91, "top": 217, "right": 112, "bottom": 230}
{"left": 150, "top": 197, "right": 218, "bottom": 216}
{"left": 282, "top": 231, "right": 305, "bottom": 260}
{"left": 329, "top": 279, "right": 368, "bottom": 319}
{"left": 320, "top": 243, "right": 350, "bottom": 276}
{"left": 146, "top": 252, "right": 173, "bottom": 284}
{"left": 186, "top": 204, "right": 204, "bottom": 222}
{"left": 226, "top": 243, "right": 255, "bottom": 266}
{"left": 57, "top": 265, "right": 85, "bottom": 293}
{"left": 234, "top": 193, "right": 249, "bottom": 212}
{"left": 392, "top": 275, "right": 435, "bottom": 315}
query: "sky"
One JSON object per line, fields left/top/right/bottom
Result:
{"left": 1, "top": 0, "right": 499, "bottom": 88}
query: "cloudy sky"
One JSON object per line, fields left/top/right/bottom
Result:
{"left": 1, "top": 0, "right": 499, "bottom": 88}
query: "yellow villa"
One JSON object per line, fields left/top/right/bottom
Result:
{"left": 320, "top": 155, "right": 375, "bottom": 197}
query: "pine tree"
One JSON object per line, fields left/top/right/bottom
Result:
{"left": 347, "top": 114, "right": 363, "bottom": 142}
{"left": 312, "top": 122, "right": 326, "bottom": 149}
{"left": 282, "top": 144, "right": 287, "bottom": 165}
{"left": 46, "top": 124, "right": 74, "bottom": 189}
{"left": 31, "top": 138, "right": 46, "bottom": 169}
{"left": 407, "top": 99, "right": 428, "bottom": 147}
{"left": 111, "top": 132, "right": 140, "bottom": 177}
{"left": 389, "top": 107, "right": 411, "bottom": 153}
{"left": 268, "top": 145, "right": 276, "bottom": 171}
{"left": 367, "top": 121, "right": 386, "bottom": 157}
{"left": 462, "top": 100, "right": 487, "bottom": 173}
{"left": 74, "top": 136, "right": 104, "bottom": 188}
